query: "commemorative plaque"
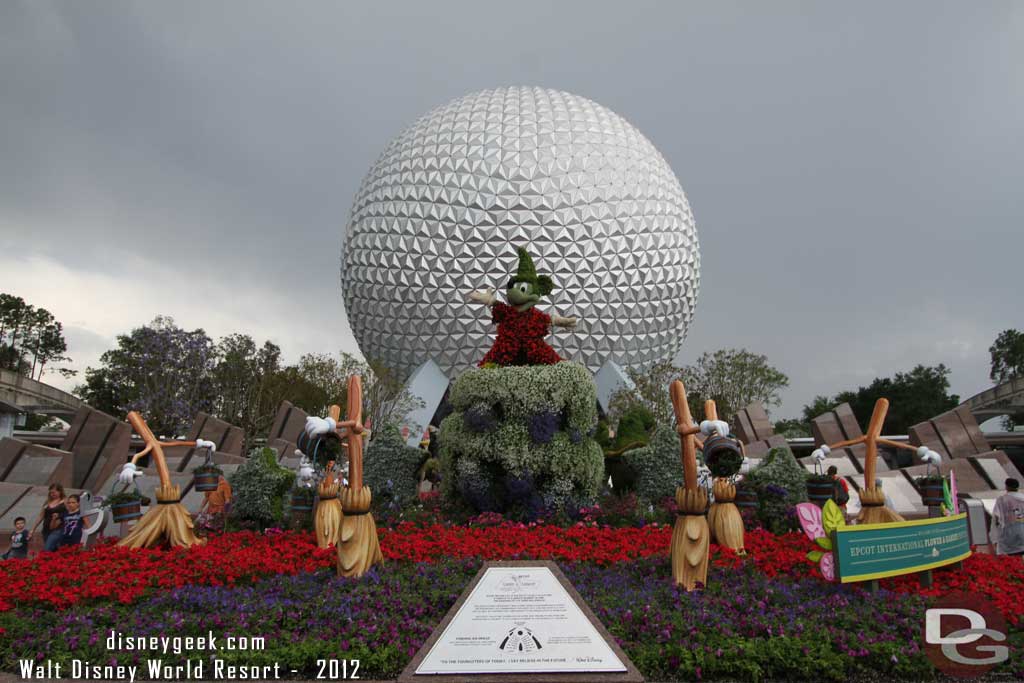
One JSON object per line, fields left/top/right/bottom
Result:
{"left": 399, "top": 561, "right": 643, "bottom": 682}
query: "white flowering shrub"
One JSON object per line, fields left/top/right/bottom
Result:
{"left": 440, "top": 362, "right": 603, "bottom": 516}
{"left": 228, "top": 447, "right": 297, "bottom": 530}
{"left": 620, "top": 426, "right": 683, "bottom": 504}
{"left": 364, "top": 423, "right": 423, "bottom": 510}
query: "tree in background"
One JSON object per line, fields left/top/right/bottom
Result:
{"left": 274, "top": 352, "right": 355, "bottom": 418}
{"left": 800, "top": 364, "right": 959, "bottom": 435}
{"left": 607, "top": 350, "right": 789, "bottom": 427}
{"left": 773, "top": 418, "right": 811, "bottom": 439}
{"left": 682, "top": 349, "right": 789, "bottom": 423}
{"left": 76, "top": 318, "right": 422, "bottom": 443}
{"left": 800, "top": 395, "right": 837, "bottom": 426}
{"left": 606, "top": 360, "right": 684, "bottom": 427}
{"left": 278, "top": 352, "right": 423, "bottom": 436}
{"left": 212, "top": 334, "right": 286, "bottom": 449}
{"left": 0, "top": 293, "right": 74, "bottom": 380}
{"left": 990, "top": 329, "right": 1024, "bottom": 382}
{"left": 989, "top": 329, "right": 1024, "bottom": 429}
{"left": 75, "top": 316, "right": 216, "bottom": 436}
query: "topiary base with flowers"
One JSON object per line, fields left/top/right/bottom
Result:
{"left": 438, "top": 361, "right": 605, "bottom": 518}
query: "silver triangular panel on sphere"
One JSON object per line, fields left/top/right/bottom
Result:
{"left": 341, "top": 87, "right": 700, "bottom": 381}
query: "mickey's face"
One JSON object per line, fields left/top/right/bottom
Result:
{"left": 507, "top": 279, "right": 540, "bottom": 309}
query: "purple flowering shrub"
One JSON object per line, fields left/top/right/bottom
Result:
{"left": 745, "top": 447, "right": 808, "bottom": 535}
{"left": 527, "top": 410, "right": 560, "bottom": 444}
{"left": 463, "top": 404, "right": 498, "bottom": 433}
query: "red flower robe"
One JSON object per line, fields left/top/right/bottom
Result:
{"left": 479, "top": 302, "right": 562, "bottom": 367}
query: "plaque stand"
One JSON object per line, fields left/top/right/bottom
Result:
{"left": 398, "top": 561, "right": 643, "bottom": 683}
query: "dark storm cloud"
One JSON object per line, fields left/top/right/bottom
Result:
{"left": 1, "top": 0, "right": 1021, "bottom": 419}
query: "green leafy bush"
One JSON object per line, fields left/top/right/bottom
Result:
{"left": 102, "top": 489, "right": 144, "bottom": 508}
{"left": 620, "top": 426, "right": 682, "bottom": 505}
{"left": 228, "top": 447, "right": 296, "bottom": 530}
{"left": 744, "top": 446, "right": 808, "bottom": 534}
{"left": 606, "top": 405, "right": 655, "bottom": 454}
{"left": 364, "top": 423, "right": 424, "bottom": 512}
{"left": 439, "top": 362, "right": 603, "bottom": 515}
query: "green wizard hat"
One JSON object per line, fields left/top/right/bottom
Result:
{"left": 509, "top": 247, "right": 554, "bottom": 296}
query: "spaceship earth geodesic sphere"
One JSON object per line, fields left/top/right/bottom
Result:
{"left": 341, "top": 87, "right": 700, "bottom": 380}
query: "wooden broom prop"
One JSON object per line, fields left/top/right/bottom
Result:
{"left": 669, "top": 380, "right": 709, "bottom": 590}
{"left": 818, "top": 398, "right": 908, "bottom": 524}
{"left": 704, "top": 400, "right": 745, "bottom": 552}
{"left": 117, "top": 412, "right": 205, "bottom": 549}
{"left": 335, "top": 375, "right": 382, "bottom": 577}
{"left": 312, "top": 407, "right": 344, "bottom": 549}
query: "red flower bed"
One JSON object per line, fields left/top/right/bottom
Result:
{"left": 1, "top": 525, "right": 1021, "bottom": 625}
{"left": 381, "top": 521, "right": 671, "bottom": 564}
{"left": 0, "top": 529, "right": 336, "bottom": 611}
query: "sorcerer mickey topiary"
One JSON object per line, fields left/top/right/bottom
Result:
{"left": 467, "top": 246, "right": 578, "bottom": 367}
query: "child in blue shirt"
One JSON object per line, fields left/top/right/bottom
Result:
{"left": 60, "top": 495, "right": 84, "bottom": 548}
{"left": 2, "top": 517, "right": 29, "bottom": 559}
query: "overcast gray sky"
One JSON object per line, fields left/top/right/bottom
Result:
{"left": 1, "top": 1, "right": 1021, "bottom": 422}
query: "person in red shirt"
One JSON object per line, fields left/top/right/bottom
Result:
{"left": 468, "top": 247, "right": 578, "bottom": 367}
{"left": 828, "top": 465, "right": 850, "bottom": 511}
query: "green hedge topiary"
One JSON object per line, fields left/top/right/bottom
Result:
{"left": 439, "top": 362, "right": 603, "bottom": 516}
{"left": 743, "top": 446, "right": 808, "bottom": 534}
{"left": 608, "top": 404, "right": 655, "bottom": 454}
{"left": 620, "top": 426, "right": 682, "bottom": 504}
{"left": 364, "top": 423, "right": 424, "bottom": 511}
{"left": 228, "top": 447, "right": 296, "bottom": 530}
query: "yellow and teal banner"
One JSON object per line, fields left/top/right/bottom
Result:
{"left": 832, "top": 513, "right": 971, "bottom": 583}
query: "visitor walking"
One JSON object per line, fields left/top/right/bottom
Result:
{"left": 59, "top": 494, "right": 84, "bottom": 548}
{"left": 991, "top": 478, "right": 1024, "bottom": 556}
{"left": 196, "top": 475, "right": 232, "bottom": 533}
{"left": 828, "top": 465, "right": 850, "bottom": 511}
{"left": 30, "top": 483, "right": 67, "bottom": 552}
{"left": 2, "top": 516, "right": 29, "bottom": 559}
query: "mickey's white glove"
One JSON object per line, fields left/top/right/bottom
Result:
{"left": 699, "top": 420, "right": 730, "bottom": 437}
{"left": 811, "top": 445, "right": 831, "bottom": 462}
{"left": 117, "top": 462, "right": 142, "bottom": 486}
{"left": 918, "top": 447, "right": 942, "bottom": 465}
{"left": 304, "top": 416, "right": 336, "bottom": 438}
{"left": 739, "top": 457, "right": 752, "bottom": 474}
{"left": 194, "top": 439, "right": 216, "bottom": 452}
{"left": 467, "top": 288, "right": 497, "bottom": 305}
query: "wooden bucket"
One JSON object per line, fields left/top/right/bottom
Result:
{"left": 806, "top": 480, "right": 834, "bottom": 508}
{"left": 734, "top": 485, "right": 758, "bottom": 509}
{"left": 289, "top": 492, "right": 314, "bottom": 513}
{"left": 111, "top": 500, "right": 142, "bottom": 523}
{"left": 919, "top": 480, "right": 945, "bottom": 507}
{"left": 193, "top": 471, "right": 220, "bottom": 492}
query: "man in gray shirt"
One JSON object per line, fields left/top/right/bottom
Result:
{"left": 991, "top": 478, "right": 1024, "bottom": 556}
